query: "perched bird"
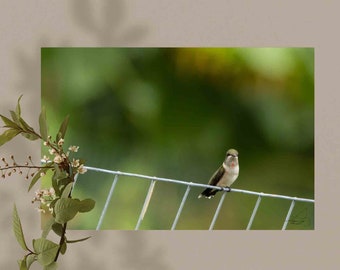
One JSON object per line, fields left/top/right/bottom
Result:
{"left": 198, "top": 149, "right": 239, "bottom": 199}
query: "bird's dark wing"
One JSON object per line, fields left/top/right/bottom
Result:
{"left": 198, "top": 165, "right": 225, "bottom": 199}
{"left": 207, "top": 165, "right": 225, "bottom": 186}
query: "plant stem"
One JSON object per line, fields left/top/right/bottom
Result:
{"left": 0, "top": 165, "right": 53, "bottom": 171}
{"left": 54, "top": 172, "right": 74, "bottom": 262}
{"left": 54, "top": 222, "right": 67, "bottom": 262}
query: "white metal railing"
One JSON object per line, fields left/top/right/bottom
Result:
{"left": 71, "top": 166, "right": 314, "bottom": 231}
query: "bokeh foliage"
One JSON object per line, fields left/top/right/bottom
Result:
{"left": 42, "top": 48, "right": 314, "bottom": 230}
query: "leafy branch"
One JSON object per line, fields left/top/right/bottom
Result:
{"left": 0, "top": 96, "right": 95, "bottom": 270}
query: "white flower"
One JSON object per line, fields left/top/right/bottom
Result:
{"left": 42, "top": 155, "right": 50, "bottom": 162}
{"left": 49, "top": 148, "right": 56, "bottom": 155}
{"left": 34, "top": 190, "right": 42, "bottom": 198}
{"left": 77, "top": 164, "right": 87, "bottom": 174}
{"left": 58, "top": 138, "right": 65, "bottom": 147}
{"left": 68, "top": 145, "right": 79, "bottom": 152}
{"left": 49, "top": 187, "right": 55, "bottom": 196}
{"left": 32, "top": 187, "right": 56, "bottom": 208}
{"left": 36, "top": 207, "right": 46, "bottom": 214}
{"left": 71, "top": 159, "right": 80, "bottom": 168}
{"left": 53, "top": 154, "right": 64, "bottom": 164}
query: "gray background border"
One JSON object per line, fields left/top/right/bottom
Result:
{"left": 0, "top": 0, "right": 336, "bottom": 269}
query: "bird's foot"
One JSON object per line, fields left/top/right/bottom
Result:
{"left": 223, "top": 187, "right": 231, "bottom": 192}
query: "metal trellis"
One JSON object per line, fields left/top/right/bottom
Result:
{"left": 71, "top": 165, "right": 314, "bottom": 230}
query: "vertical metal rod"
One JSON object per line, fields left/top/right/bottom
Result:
{"left": 135, "top": 179, "right": 156, "bottom": 230}
{"left": 72, "top": 173, "right": 79, "bottom": 191}
{"left": 96, "top": 174, "right": 119, "bottom": 230}
{"left": 209, "top": 191, "right": 227, "bottom": 230}
{"left": 171, "top": 185, "right": 191, "bottom": 230}
{"left": 246, "top": 195, "right": 262, "bottom": 230}
{"left": 282, "top": 199, "right": 296, "bottom": 230}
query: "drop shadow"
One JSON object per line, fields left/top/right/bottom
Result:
{"left": 71, "top": 0, "right": 148, "bottom": 45}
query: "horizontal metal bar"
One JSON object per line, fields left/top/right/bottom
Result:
{"left": 231, "top": 189, "right": 314, "bottom": 203}
{"left": 83, "top": 166, "right": 314, "bottom": 203}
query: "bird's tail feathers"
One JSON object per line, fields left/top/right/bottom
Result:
{"left": 198, "top": 188, "right": 218, "bottom": 199}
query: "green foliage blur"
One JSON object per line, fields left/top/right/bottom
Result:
{"left": 42, "top": 48, "right": 314, "bottom": 230}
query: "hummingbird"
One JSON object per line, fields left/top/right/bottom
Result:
{"left": 198, "top": 149, "right": 239, "bottom": 199}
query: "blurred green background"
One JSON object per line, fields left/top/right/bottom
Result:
{"left": 41, "top": 48, "right": 314, "bottom": 230}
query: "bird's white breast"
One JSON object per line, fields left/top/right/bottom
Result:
{"left": 218, "top": 162, "right": 239, "bottom": 187}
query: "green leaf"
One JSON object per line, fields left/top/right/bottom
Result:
{"left": 61, "top": 182, "right": 73, "bottom": 198}
{"left": 49, "top": 198, "right": 59, "bottom": 217}
{"left": 0, "top": 114, "right": 20, "bottom": 129}
{"left": 19, "top": 117, "right": 35, "bottom": 133}
{"left": 33, "top": 238, "right": 59, "bottom": 266}
{"left": 10, "top": 110, "right": 20, "bottom": 125}
{"left": 57, "top": 177, "right": 72, "bottom": 187}
{"left": 52, "top": 162, "right": 60, "bottom": 174}
{"left": 12, "top": 204, "right": 29, "bottom": 251}
{"left": 41, "top": 217, "right": 55, "bottom": 238}
{"left": 43, "top": 261, "right": 58, "bottom": 270}
{"left": 56, "top": 115, "right": 69, "bottom": 142}
{"left": 39, "top": 107, "right": 48, "bottom": 141}
{"left": 54, "top": 198, "right": 81, "bottom": 224}
{"left": 18, "top": 117, "right": 39, "bottom": 140}
{"left": 52, "top": 167, "right": 68, "bottom": 181}
{"left": 28, "top": 171, "right": 41, "bottom": 192}
{"left": 0, "top": 128, "right": 21, "bottom": 146}
{"left": 18, "top": 253, "right": 38, "bottom": 270}
{"left": 51, "top": 178, "right": 61, "bottom": 197}
{"left": 17, "top": 258, "right": 28, "bottom": 270}
{"left": 20, "top": 131, "right": 40, "bottom": 141}
{"left": 51, "top": 222, "right": 64, "bottom": 237}
{"left": 66, "top": 236, "right": 91, "bottom": 244}
{"left": 28, "top": 167, "right": 50, "bottom": 192}
{"left": 78, "top": 198, "right": 96, "bottom": 213}
{"left": 16, "top": 94, "right": 23, "bottom": 117}
{"left": 26, "top": 254, "right": 37, "bottom": 269}
{"left": 60, "top": 241, "right": 67, "bottom": 255}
